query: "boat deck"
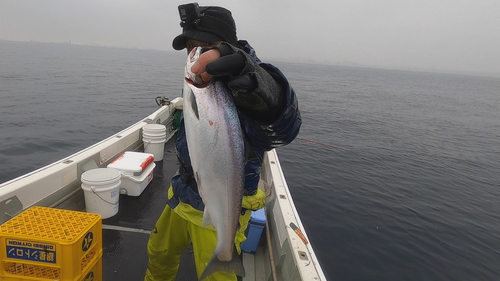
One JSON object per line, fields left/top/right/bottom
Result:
{"left": 101, "top": 135, "right": 265, "bottom": 281}
{"left": 101, "top": 135, "right": 193, "bottom": 280}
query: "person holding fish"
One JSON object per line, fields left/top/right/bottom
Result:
{"left": 144, "top": 3, "right": 301, "bottom": 281}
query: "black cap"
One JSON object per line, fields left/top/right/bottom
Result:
{"left": 172, "top": 5, "right": 237, "bottom": 50}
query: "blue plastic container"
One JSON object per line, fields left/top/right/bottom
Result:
{"left": 240, "top": 208, "right": 266, "bottom": 253}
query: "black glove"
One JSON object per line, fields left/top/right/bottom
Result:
{"left": 205, "top": 43, "right": 256, "bottom": 93}
{"left": 205, "top": 43, "right": 285, "bottom": 122}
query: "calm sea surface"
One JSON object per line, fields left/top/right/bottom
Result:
{"left": 1, "top": 41, "right": 500, "bottom": 281}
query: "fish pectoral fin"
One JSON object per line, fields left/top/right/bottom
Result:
{"left": 202, "top": 208, "right": 214, "bottom": 228}
{"left": 199, "top": 248, "right": 245, "bottom": 280}
{"left": 188, "top": 90, "right": 199, "bottom": 120}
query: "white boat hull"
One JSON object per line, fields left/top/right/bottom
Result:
{"left": 0, "top": 97, "right": 326, "bottom": 280}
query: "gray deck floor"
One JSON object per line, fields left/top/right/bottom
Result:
{"left": 101, "top": 136, "right": 200, "bottom": 280}
{"left": 101, "top": 134, "right": 267, "bottom": 281}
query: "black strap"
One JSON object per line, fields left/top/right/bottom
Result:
{"left": 179, "top": 165, "right": 198, "bottom": 191}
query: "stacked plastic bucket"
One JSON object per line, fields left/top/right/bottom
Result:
{"left": 142, "top": 124, "right": 167, "bottom": 161}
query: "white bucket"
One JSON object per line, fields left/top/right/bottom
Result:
{"left": 81, "top": 168, "right": 121, "bottom": 219}
{"left": 143, "top": 124, "right": 167, "bottom": 161}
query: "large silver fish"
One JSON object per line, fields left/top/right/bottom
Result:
{"left": 183, "top": 47, "right": 246, "bottom": 280}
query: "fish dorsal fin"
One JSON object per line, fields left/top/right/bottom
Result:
{"left": 202, "top": 208, "right": 214, "bottom": 228}
{"left": 195, "top": 171, "right": 214, "bottom": 228}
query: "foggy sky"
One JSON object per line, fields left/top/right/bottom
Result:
{"left": 1, "top": 0, "right": 499, "bottom": 76}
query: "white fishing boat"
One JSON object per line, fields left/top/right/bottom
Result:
{"left": 0, "top": 97, "right": 326, "bottom": 281}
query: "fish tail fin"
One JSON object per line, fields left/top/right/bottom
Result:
{"left": 199, "top": 249, "right": 245, "bottom": 280}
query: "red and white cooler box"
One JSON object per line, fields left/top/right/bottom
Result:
{"left": 107, "top": 151, "right": 155, "bottom": 196}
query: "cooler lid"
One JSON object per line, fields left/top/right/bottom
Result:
{"left": 250, "top": 208, "right": 266, "bottom": 224}
{"left": 122, "top": 161, "right": 156, "bottom": 183}
{"left": 107, "top": 151, "right": 155, "bottom": 176}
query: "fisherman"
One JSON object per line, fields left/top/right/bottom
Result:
{"left": 144, "top": 3, "right": 301, "bottom": 281}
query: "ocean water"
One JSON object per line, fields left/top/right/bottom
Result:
{"left": 1, "top": 40, "right": 500, "bottom": 281}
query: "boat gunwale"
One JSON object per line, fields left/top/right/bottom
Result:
{"left": 0, "top": 99, "right": 181, "bottom": 220}
{"left": 263, "top": 149, "right": 327, "bottom": 280}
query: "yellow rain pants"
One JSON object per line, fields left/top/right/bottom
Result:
{"left": 144, "top": 186, "right": 266, "bottom": 281}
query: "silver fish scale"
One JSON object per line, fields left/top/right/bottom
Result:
{"left": 182, "top": 47, "right": 246, "bottom": 279}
